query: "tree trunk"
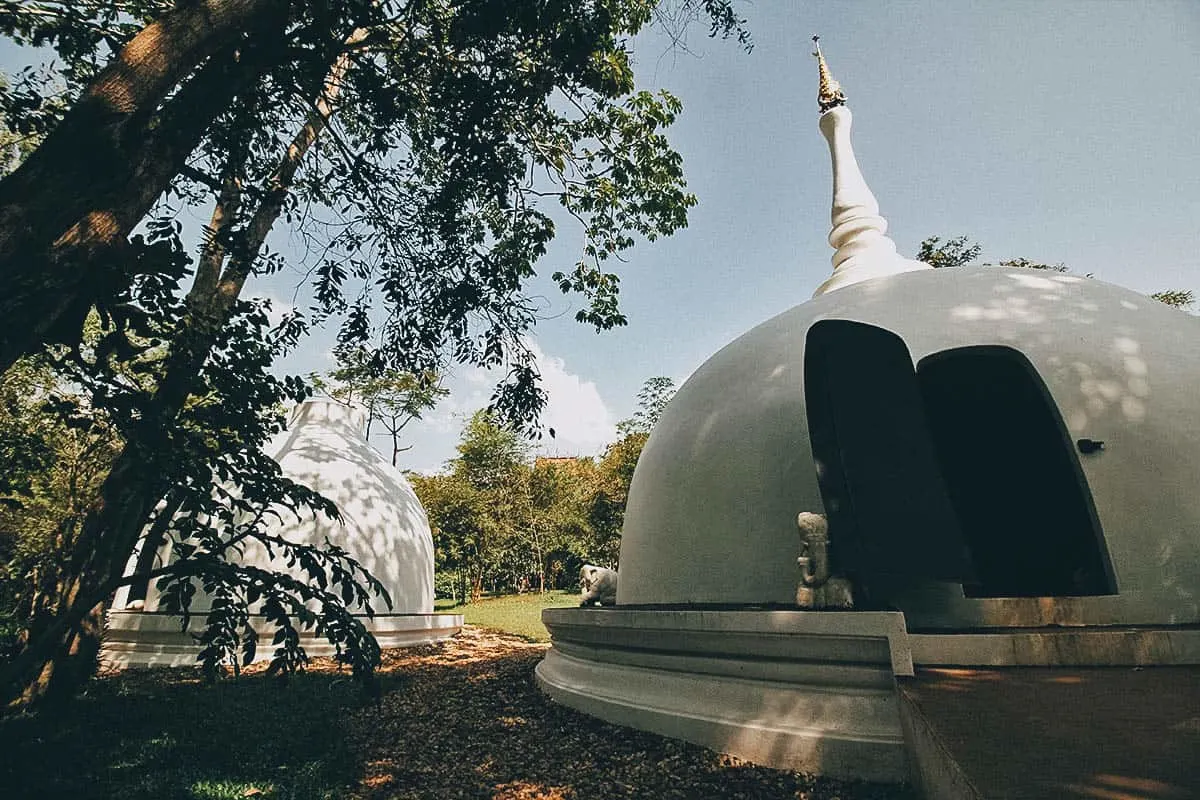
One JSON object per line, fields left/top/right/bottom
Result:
{"left": 1, "top": 448, "right": 164, "bottom": 707}
{"left": 125, "top": 492, "right": 187, "bottom": 604}
{"left": 0, "top": 0, "right": 288, "bottom": 375}
{"left": 0, "top": 32, "right": 365, "bottom": 708}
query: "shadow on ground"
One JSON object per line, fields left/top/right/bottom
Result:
{"left": 1, "top": 627, "right": 913, "bottom": 800}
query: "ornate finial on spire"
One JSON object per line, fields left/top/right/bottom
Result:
{"left": 812, "top": 35, "right": 846, "bottom": 113}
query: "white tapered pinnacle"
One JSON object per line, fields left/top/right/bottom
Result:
{"left": 810, "top": 39, "right": 929, "bottom": 297}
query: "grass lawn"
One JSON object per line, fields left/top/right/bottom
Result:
{"left": 434, "top": 589, "right": 579, "bottom": 641}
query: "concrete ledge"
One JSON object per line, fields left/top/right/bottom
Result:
{"left": 544, "top": 608, "right": 913, "bottom": 675}
{"left": 909, "top": 626, "right": 1200, "bottom": 667}
{"left": 537, "top": 608, "right": 910, "bottom": 782}
{"left": 897, "top": 682, "right": 983, "bottom": 800}
{"left": 102, "top": 611, "right": 463, "bottom": 669}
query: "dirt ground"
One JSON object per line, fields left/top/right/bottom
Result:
{"left": 0, "top": 627, "right": 915, "bottom": 800}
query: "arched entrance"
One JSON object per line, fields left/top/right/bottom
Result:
{"left": 804, "top": 320, "right": 1114, "bottom": 601}
{"left": 917, "top": 346, "right": 1115, "bottom": 597}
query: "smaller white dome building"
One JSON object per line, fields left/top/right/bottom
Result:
{"left": 104, "top": 398, "right": 461, "bottom": 667}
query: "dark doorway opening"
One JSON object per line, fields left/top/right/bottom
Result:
{"left": 804, "top": 321, "right": 1115, "bottom": 603}
{"left": 804, "top": 320, "right": 972, "bottom": 594}
{"left": 917, "top": 347, "right": 1114, "bottom": 597}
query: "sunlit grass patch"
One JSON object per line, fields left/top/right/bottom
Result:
{"left": 188, "top": 779, "right": 275, "bottom": 799}
{"left": 435, "top": 590, "right": 579, "bottom": 641}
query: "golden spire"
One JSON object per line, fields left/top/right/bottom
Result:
{"left": 812, "top": 35, "right": 846, "bottom": 113}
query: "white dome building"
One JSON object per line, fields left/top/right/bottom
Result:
{"left": 536, "top": 40, "right": 1200, "bottom": 782}
{"left": 618, "top": 266, "right": 1200, "bottom": 626}
{"left": 104, "top": 398, "right": 461, "bottom": 666}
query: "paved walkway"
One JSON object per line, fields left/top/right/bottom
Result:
{"left": 899, "top": 666, "right": 1200, "bottom": 799}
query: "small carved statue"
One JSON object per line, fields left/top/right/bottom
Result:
{"left": 579, "top": 564, "right": 618, "bottom": 607}
{"left": 796, "top": 512, "right": 854, "bottom": 609}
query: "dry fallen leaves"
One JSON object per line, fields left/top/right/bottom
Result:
{"left": 320, "top": 627, "right": 913, "bottom": 800}
{"left": 6, "top": 626, "right": 915, "bottom": 800}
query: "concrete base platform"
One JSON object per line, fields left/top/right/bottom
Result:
{"left": 102, "top": 610, "right": 463, "bottom": 668}
{"left": 536, "top": 608, "right": 912, "bottom": 782}
{"left": 899, "top": 665, "right": 1200, "bottom": 799}
{"left": 539, "top": 611, "right": 1200, "bottom": 787}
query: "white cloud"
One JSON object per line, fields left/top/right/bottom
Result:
{"left": 462, "top": 366, "right": 493, "bottom": 385}
{"left": 527, "top": 340, "right": 616, "bottom": 457}
{"left": 407, "top": 338, "right": 617, "bottom": 465}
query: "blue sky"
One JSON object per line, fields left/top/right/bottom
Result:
{"left": 392, "top": 1, "right": 1199, "bottom": 473}
{"left": 5, "top": 2, "right": 1200, "bottom": 472}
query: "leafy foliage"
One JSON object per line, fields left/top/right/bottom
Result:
{"left": 918, "top": 236, "right": 1065, "bottom": 273}
{"left": 996, "top": 256, "right": 1068, "bottom": 273}
{"left": 440, "top": 411, "right": 536, "bottom": 599}
{"left": 0, "top": 352, "right": 121, "bottom": 656}
{"left": 915, "top": 235, "right": 982, "bottom": 269}
{"left": 30, "top": 219, "right": 392, "bottom": 684}
{"left": 617, "top": 375, "right": 676, "bottom": 436}
{"left": 919, "top": 235, "right": 1194, "bottom": 310}
{"left": 0, "top": 71, "right": 62, "bottom": 178}
{"left": 1150, "top": 289, "right": 1195, "bottom": 310}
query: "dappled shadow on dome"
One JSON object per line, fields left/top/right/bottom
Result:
{"left": 103, "top": 398, "right": 459, "bottom": 669}
{"left": 619, "top": 266, "right": 1200, "bottom": 627}
{"left": 260, "top": 399, "right": 435, "bottom": 614}
{"left": 547, "top": 268, "right": 1200, "bottom": 789}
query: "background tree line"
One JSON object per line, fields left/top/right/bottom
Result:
{"left": 411, "top": 376, "right": 676, "bottom": 604}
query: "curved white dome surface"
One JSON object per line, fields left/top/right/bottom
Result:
{"left": 262, "top": 399, "right": 435, "bottom": 613}
{"left": 618, "top": 267, "right": 1200, "bottom": 628}
{"left": 105, "top": 398, "right": 457, "bottom": 667}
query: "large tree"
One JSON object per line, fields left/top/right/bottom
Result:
{"left": 0, "top": 0, "right": 748, "bottom": 375}
{"left": 0, "top": 0, "right": 749, "bottom": 707}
